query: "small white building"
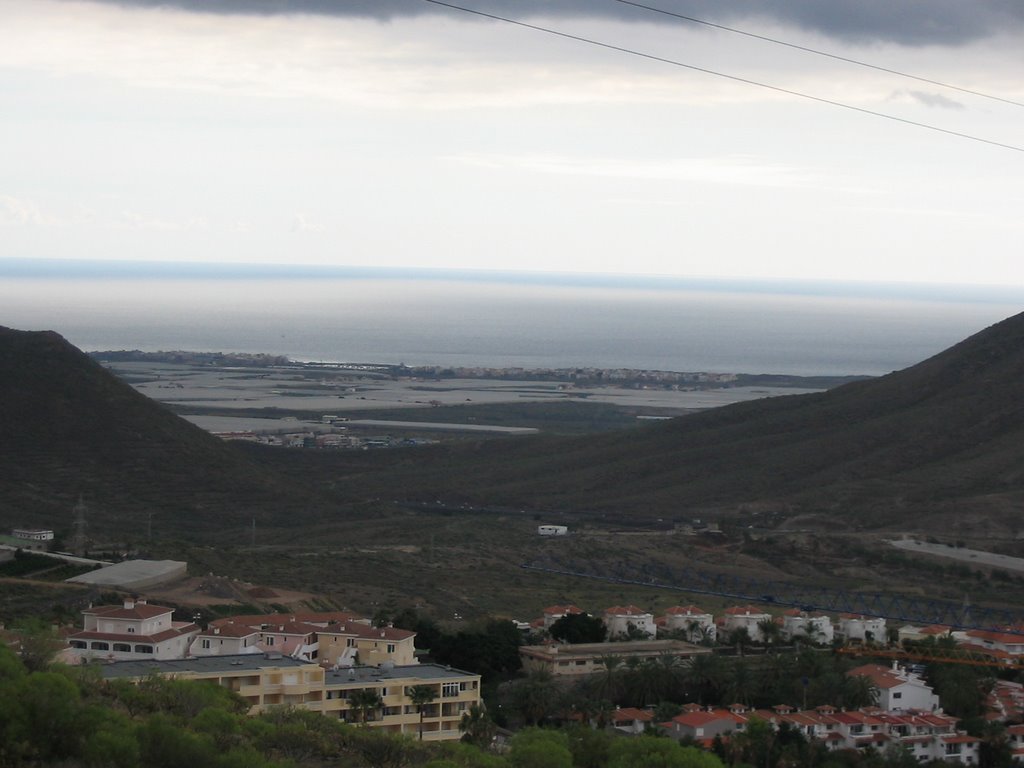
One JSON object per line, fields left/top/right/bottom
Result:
{"left": 661, "top": 605, "right": 717, "bottom": 643}
{"left": 963, "top": 626, "right": 1024, "bottom": 657}
{"left": 538, "top": 525, "right": 568, "bottom": 536}
{"left": 722, "top": 606, "right": 773, "bottom": 642}
{"left": 604, "top": 605, "right": 656, "bottom": 639}
{"left": 837, "top": 614, "right": 887, "bottom": 644}
{"left": 12, "top": 528, "right": 54, "bottom": 542}
{"left": 782, "top": 609, "right": 834, "bottom": 645}
{"left": 539, "top": 604, "right": 583, "bottom": 630}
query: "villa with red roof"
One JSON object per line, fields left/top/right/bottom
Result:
{"left": 68, "top": 598, "right": 199, "bottom": 661}
{"left": 660, "top": 704, "right": 977, "bottom": 763}
{"left": 611, "top": 707, "right": 655, "bottom": 735}
{"left": 604, "top": 605, "right": 655, "bottom": 639}
{"left": 192, "top": 612, "right": 416, "bottom": 666}
{"left": 539, "top": 604, "right": 583, "bottom": 629}
{"left": 722, "top": 605, "right": 773, "bottom": 642}
{"left": 661, "top": 605, "right": 717, "bottom": 643}
{"left": 964, "top": 626, "right": 1024, "bottom": 657}
{"left": 848, "top": 663, "right": 940, "bottom": 712}
{"left": 781, "top": 609, "right": 834, "bottom": 645}
{"left": 836, "top": 614, "right": 887, "bottom": 643}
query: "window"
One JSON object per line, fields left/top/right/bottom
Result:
{"left": 201, "top": 639, "right": 211, "bottom": 649}
{"left": 70, "top": 640, "right": 87, "bottom": 649}
{"left": 893, "top": 692, "right": 902, "bottom": 699}
{"left": 442, "top": 683, "right": 459, "bottom": 697}
{"left": 113, "top": 643, "right": 131, "bottom": 652}
{"left": 347, "top": 638, "right": 356, "bottom": 648}
{"left": 91, "top": 641, "right": 109, "bottom": 651}
{"left": 266, "top": 636, "right": 275, "bottom": 646}
{"left": 386, "top": 644, "right": 396, "bottom": 653}
{"left": 127, "top": 627, "right": 135, "bottom": 633}
{"left": 135, "top": 645, "right": 154, "bottom": 654}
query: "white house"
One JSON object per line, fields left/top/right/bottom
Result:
{"left": 539, "top": 604, "right": 583, "bottom": 630}
{"left": 782, "top": 609, "right": 834, "bottom": 645}
{"left": 68, "top": 598, "right": 199, "bottom": 661}
{"left": 837, "top": 614, "right": 887, "bottom": 643}
{"left": 661, "top": 605, "right": 716, "bottom": 643}
{"left": 963, "top": 626, "right": 1024, "bottom": 657}
{"left": 722, "top": 606, "right": 773, "bottom": 642}
{"left": 604, "top": 605, "right": 655, "bottom": 639}
{"left": 847, "top": 663, "right": 940, "bottom": 712}
{"left": 538, "top": 525, "right": 568, "bottom": 536}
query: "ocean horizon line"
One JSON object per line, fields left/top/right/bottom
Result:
{"left": 2, "top": 257, "right": 1023, "bottom": 306}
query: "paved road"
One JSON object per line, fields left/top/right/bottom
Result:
{"left": 889, "top": 538, "right": 1024, "bottom": 573}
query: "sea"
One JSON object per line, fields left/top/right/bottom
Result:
{"left": 2, "top": 259, "right": 1022, "bottom": 377}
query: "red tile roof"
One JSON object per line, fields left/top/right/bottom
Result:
{"left": 605, "top": 605, "right": 650, "bottom": 616}
{"left": 665, "top": 605, "right": 707, "bottom": 615}
{"left": 84, "top": 603, "right": 173, "bottom": 620}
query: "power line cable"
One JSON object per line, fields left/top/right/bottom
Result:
{"left": 423, "top": 0, "right": 1024, "bottom": 154}
{"left": 616, "top": 0, "right": 1024, "bottom": 110}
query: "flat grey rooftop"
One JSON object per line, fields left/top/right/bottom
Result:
{"left": 67, "top": 559, "right": 186, "bottom": 587}
{"left": 100, "top": 653, "right": 312, "bottom": 679}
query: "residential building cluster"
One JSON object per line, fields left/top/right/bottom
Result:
{"left": 529, "top": 603, "right": 883, "bottom": 646}
{"left": 64, "top": 599, "right": 481, "bottom": 742}
{"left": 661, "top": 699, "right": 978, "bottom": 763}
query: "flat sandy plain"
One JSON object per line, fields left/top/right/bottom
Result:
{"left": 112, "top": 361, "right": 823, "bottom": 435}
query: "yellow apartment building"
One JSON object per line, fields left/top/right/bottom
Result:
{"left": 100, "top": 654, "right": 481, "bottom": 741}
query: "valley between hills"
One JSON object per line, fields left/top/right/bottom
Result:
{"left": 2, "top": 314, "right": 1024, "bottom": 626}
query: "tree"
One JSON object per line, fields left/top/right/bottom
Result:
{"left": 349, "top": 688, "right": 384, "bottom": 725}
{"left": 549, "top": 613, "right": 607, "bottom": 644}
{"left": 685, "top": 654, "right": 727, "bottom": 705}
{"left": 12, "top": 618, "right": 65, "bottom": 673}
{"left": 607, "top": 734, "right": 725, "bottom": 768}
{"left": 408, "top": 684, "right": 436, "bottom": 740}
{"left": 841, "top": 673, "right": 879, "bottom": 709}
{"left": 508, "top": 728, "right": 572, "bottom": 768}
{"left": 589, "top": 655, "right": 624, "bottom": 703}
{"left": 459, "top": 703, "right": 497, "bottom": 748}
{"left": 505, "top": 669, "right": 562, "bottom": 726}
{"left": 757, "top": 618, "right": 782, "bottom": 649}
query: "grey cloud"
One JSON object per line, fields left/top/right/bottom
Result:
{"left": 84, "top": 0, "right": 1024, "bottom": 47}
{"left": 906, "top": 91, "right": 966, "bottom": 110}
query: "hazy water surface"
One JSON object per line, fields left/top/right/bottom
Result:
{"left": 1, "top": 274, "right": 1021, "bottom": 377}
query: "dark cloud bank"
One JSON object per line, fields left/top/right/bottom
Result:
{"left": 97, "top": 0, "right": 1024, "bottom": 46}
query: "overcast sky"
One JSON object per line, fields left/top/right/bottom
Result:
{"left": 2, "top": 0, "right": 1022, "bottom": 285}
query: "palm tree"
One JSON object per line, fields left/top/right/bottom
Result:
{"left": 841, "top": 674, "right": 878, "bottom": 709}
{"left": 407, "top": 684, "right": 436, "bottom": 740}
{"left": 757, "top": 617, "right": 782, "bottom": 649}
{"left": 459, "top": 703, "right": 496, "bottom": 747}
{"left": 591, "top": 654, "right": 623, "bottom": 703}
{"left": 348, "top": 688, "right": 384, "bottom": 725}
{"left": 685, "top": 653, "right": 727, "bottom": 705}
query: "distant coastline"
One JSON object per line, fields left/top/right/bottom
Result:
{"left": 88, "top": 349, "right": 868, "bottom": 390}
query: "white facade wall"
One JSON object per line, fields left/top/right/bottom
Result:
{"left": 838, "top": 616, "right": 887, "bottom": 642}
{"left": 605, "top": 611, "right": 656, "bottom": 639}
{"left": 782, "top": 614, "right": 835, "bottom": 644}
{"left": 663, "top": 611, "right": 717, "bottom": 643}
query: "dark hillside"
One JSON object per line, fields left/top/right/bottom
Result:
{"left": 279, "top": 311, "right": 1024, "bottom": 532}
{"left": 0, "top": 327, "right": 330, "bottom": 539}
